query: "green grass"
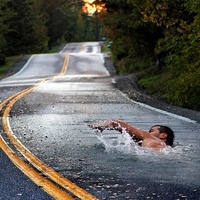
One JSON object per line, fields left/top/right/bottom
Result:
{"left": 46, "top": 38, "right": 66, "bottom": 53}
{"left": 138, "top": 71, "right": 171, "bottom": 96}
{"left": 47, "top": 43, "right": 65, "bottom": 53}
{"left": 0, "top": 55, "right": 22, "bottom": 77}
{"left": 101, "top": 41, "right": 112, "bottom": 52}
{"left": 138, "top": 75, "right": 161, "bottom": 94}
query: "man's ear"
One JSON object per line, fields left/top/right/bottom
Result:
{"left": 159, "top": 133, "right": 167, "bottom": 139}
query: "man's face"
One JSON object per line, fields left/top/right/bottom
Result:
{"left": 149, "top": 126, "right": 161, "bottom": 138}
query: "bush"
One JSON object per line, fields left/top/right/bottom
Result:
{"left": 0, "top": 53, "right": 5, "bottom": 65}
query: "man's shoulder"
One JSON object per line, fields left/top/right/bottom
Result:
{"left": 142, "top": 137, "right": 166, "bottom": 148}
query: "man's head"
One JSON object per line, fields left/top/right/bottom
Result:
{"left": 149, "top": 125, "right": 175, "bottom": 146}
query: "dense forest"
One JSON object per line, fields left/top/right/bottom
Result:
{"left": 101, "top": 0, "right": 200, "bottom": 111}
{"left": 0, "top": 0, "right": 199, "bottom": 111}
{"left": 0, "top": 0, "right": 100, "bottom": 62}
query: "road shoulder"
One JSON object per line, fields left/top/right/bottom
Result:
{"left": 103, "top": 53, "right": 200, "bottom": 123}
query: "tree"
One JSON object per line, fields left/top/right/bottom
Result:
{"left": 5, "top": 0, "right": 37, "bottom": 55}
{"left": 42, "top": 0, "right": 80, "bottom": 49}
{"left": 102, "top": 0, "right": 159, "bottom": 73}
{"left": 161, "top": 0, "right": 200, "bottom": 109}
{"left": 0, "top": 0, "right": 13, "bottom": 64}
{"left": 28, "top": 0, "right": 49, "bottom": 53}
{"left": 102, "top": 0, "right": 200, "bottom": 110}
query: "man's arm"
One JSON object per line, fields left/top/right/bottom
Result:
{"left": 88, "top": 119, "right": 151, "bottom": 140}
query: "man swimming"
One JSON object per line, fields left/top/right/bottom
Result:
{"left": 88, "top": 119, "right": 174, "bottom": 149}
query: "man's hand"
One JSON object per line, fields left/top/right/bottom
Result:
{"left": 88, "top": 120, "right": 120, "bottom": 132}
{"left": 88, "top": 123, "right": 104, "bottom": 132}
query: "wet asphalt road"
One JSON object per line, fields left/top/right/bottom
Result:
{"left": 0, "top": 149, "right": 52, "bottom": 200}
{"left": 0, "top": 42, "right": 200, "bottom": 199}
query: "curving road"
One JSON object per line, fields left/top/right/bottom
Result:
{"left": 0, "top": 42, "right": 200, "bottom": 199}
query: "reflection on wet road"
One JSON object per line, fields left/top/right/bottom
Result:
{"left": 1, "top": 42, "right": 200, "bottom": 199}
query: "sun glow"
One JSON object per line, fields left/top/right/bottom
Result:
{"left": 82, "top": 0, "right": 106, "bottom": 16}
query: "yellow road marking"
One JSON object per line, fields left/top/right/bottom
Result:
{"left": 0, "top": 136, "right": 74, "bottom": 200}
{"left": 79, "top": 43, "right": 85, "bottom": 53}
{"left": 58, "top": 53, "right": 70, "bottom": 75}
{"left": 0, "top": 53, "right": 98, "bottom": 200}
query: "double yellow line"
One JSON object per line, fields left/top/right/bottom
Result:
{"left": 0, "top": 54, "right": 98, "bottom": 200}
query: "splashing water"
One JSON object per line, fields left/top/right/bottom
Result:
{"left": 91, "top": 127, "right": 200, "bottom": 187}
{"left": 94, "top": 128, "right": 152, "bottom": 156}
{"left": 93, "top": 128, "right": 187, "bottom": 157}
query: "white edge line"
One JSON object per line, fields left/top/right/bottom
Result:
{"left": 12, "top": 55, "right": 34, "bottom": 77}
{"left": 118, "top": 89, "right": 197, "bottom": 124}
{"left": 56, "top": 74, "right": 110, "bottom": 78}
{"left": 99, "top": 53, "right": 110, "bottom": 76}
{"left": 99, "top": 53, "right": 105, "bottom": 63}
{"left": 59, "top": 44, "right": 69, "bottom": 53}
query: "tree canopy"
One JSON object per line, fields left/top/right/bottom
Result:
{"left": 101, "top": 0, "right": 200, "bottom": 111}
{"left": 0, "top": 0, "right": 105, "bottom": 59}
{"left": 0, "top": 0, "right": 86, "bottom": 57}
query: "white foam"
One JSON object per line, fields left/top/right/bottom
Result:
{"left": 93, "top": 128, "right": 190, "bottom": 157}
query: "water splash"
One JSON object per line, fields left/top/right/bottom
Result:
{"left": 93, "top": 128, "right": 188, "bottom": 157}
{"left": 94, "top": 128, "right": 152, "bottom": 156}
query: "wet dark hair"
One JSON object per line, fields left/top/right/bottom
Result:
{"left": 152, "top": 125, "right": 175, "bottom": 146}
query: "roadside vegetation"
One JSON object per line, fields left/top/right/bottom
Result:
{"left": 0, "top": 55, "right": 22, "bottom": 76}
{"left": 101, "top": 0, "right": 200, "bottom": 111}
{"left": 0, "top": 0, "right": 199, "bottom": 111}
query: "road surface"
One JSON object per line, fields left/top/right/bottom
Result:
{"left": 0, "top": 42, "right": 200, "bottom": 199}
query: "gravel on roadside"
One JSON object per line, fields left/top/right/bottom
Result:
{"left": 103, "top": 53, "right": 200, "bottom": 124}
